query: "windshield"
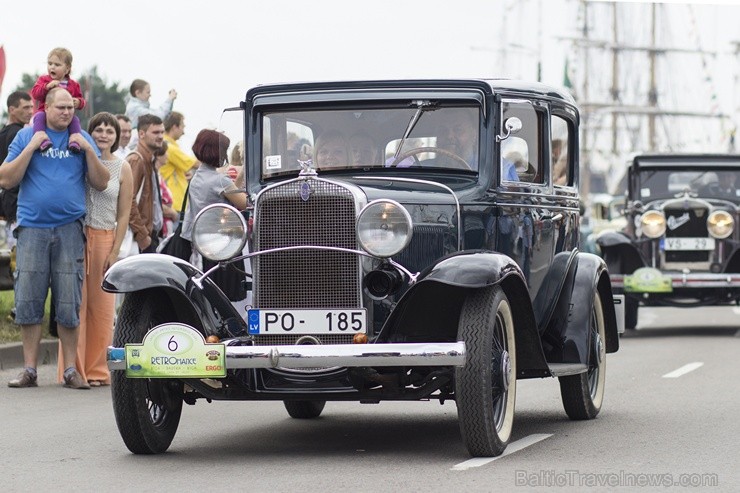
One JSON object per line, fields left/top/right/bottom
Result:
{"left": 259, "top": 105, "right": 480, "bottom": 178}
{"left": 638, "top": 169, "right": 740, "bottom": 202}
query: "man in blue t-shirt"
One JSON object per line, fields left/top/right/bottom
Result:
{"left": 0, "top": 88, "right": 110, "bottom": 390}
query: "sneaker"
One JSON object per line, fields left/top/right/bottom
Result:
{"left": 39, "top": 140, "right": 52, "bottom": 152}
{"left": 8, "top": 369, "right": 38, "bottom": 388}
{"left": 63, "top": 370, "right": 91, "bottom": 390}
{"left": 68, "top": 141, "right": 81, "bottom": 154}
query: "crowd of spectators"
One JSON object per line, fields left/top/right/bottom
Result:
{"left": 0, "top": 47, "right": 244, "bottom": 389}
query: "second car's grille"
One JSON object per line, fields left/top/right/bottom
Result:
{"left": 664, "top": 208, "right": 708, "bottom": 238}
{"left": 253, "top": 179, "right": 361, "bottom": 309}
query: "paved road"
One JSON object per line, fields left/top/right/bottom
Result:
{"left": 1, "top": 306, "right": 738, "bottom": 492}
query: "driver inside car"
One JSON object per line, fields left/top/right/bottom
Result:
{"left": 435, "top": 109, "right": 479, "bottom": 169}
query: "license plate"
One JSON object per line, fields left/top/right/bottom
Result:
{"left": 662, "top": 237, "right": 715, "bottom": 251}
{"left": 247, "top": 309, "right": 367, "bottom": 335}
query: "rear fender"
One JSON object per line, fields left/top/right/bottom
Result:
{"left": 597, "top": 231, "right": 644, "bottom": 274}
{"left": 103, "top": 254, "right": 247, "bottom": 339}
{"left": 378, "top": 251, "right": 549, "bottom": 377}
{"left": 561, "top": 254, "right": 620, "bottom": 366}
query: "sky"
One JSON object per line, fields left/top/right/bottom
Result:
{"left": 1, "top": 0, "right": 739, "bottom": 155}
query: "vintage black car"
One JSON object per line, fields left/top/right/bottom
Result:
{"left": 104, "top": 79, "right": 621, "bottom": 457}
{"left": 598, "top": 154, "right": 740, "bottom": 329}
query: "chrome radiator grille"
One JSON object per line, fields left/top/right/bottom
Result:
{"left": 253, "top": 180, "right": 361, "bottom": 309}
{"left": 664, "top": 207, "right": 710, "bottom": 263}
{"left": 664, "top": 208, "right": 708, "bottom": 238}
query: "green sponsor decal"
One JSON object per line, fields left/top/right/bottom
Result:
{"left": 623, "top": 267, "right": 673, "bottom": 293}
{"left": 125, "top": 323, "right": 226, "bottom": 378}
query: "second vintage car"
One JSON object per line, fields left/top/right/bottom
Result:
{"left": 598, "top": 154, "right": 740, "bottom": 329}
{"left": 104, "top": 79, "right": 621, "bottom": 457}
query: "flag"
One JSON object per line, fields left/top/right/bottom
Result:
{"left": 0, "top": 45, "right": 6, "bottom": 95}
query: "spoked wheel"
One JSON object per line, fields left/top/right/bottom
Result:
{"left": 283, "top": 400, "right": 326, "bottom": 419}
{"left": 112, "top": 290, "right": 184, "bottom": 454}
{"left": 455, "top": 285, "right": 516, "bottom": 457}
{"left": 559, "top": 293, "right": 606, "bottom": 420}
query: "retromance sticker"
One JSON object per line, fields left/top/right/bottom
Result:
{"left": 125, "top": 323, "right": 226, "bottom": 378}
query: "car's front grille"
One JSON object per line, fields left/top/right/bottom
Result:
{"left": 253, "top": 179, "right": 361, "bottom": 309}
{"left": 663, "top": 207, "right": 710, "bottom": 265}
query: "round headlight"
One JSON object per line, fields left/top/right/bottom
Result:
{"left": 192, "top": 204, "right": 247, "bottom": 261}
{"left": 707, "top": 210, "right": 734, "bottom": 239}
{"left": 357, "top": 200, "right": 412, "bottom": 258}
{"left": 640, "top": 210, "right": 666, "bottom": 238}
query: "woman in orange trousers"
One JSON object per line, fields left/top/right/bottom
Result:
{"left": 58, "top": 112, "right": 133, "bottom": 386}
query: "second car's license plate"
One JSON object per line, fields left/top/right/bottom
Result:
{"left": 662, "top": 237, "right": 715, "bottom": 251}
{"left": 247, "top": 309, "right": 367, "bottom": 335}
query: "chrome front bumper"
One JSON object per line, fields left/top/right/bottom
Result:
{"left": 108, "top": 342, "right": 466, "bottom": 370}
{"left": 611, "top": 273, "right": 740, "bottom": 289}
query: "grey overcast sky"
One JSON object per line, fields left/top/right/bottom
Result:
{"left": 1, "top": 0, "right": 738, "bottom": 152}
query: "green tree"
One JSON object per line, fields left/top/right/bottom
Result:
{"left": 2, "top": 66, "right": 126, "bottom": 129}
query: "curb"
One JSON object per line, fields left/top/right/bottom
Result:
{"left": 0, "top": 339, "right": 58, "bottom": 370}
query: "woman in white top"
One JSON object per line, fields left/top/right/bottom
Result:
{"left": 58, "top": 112, "right": 133, "bottom": 387}
{"left": 181, "top": 129, "right": 247, "bottom": 300}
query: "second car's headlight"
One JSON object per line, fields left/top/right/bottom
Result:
{"left": 707, "top": 210, "right": 734, "bottom": 239}
{"left": 640, "top": 210, "right": 666, "bottom": 238}
{"left": 357, "top": 200, "right": 412, "bottom": 258}
{"left": 192, "top": 204, "right": 247, "bottom": 261}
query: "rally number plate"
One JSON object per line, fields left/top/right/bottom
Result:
{"left": 247, "top": 309, "right": 367, "bottom": 335}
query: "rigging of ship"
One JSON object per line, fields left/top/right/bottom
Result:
{"left": 562, "top": 0, "right": 738, "bottom": 197}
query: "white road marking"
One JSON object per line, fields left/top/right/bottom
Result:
{"left": 662, "top": 362, "right": 704, "bottom": 378}
{"left": 732, "top": 306, "right": 740, "bottom": 316}
{"left": 451, "top": 433, "right": 553, "bottom": 471}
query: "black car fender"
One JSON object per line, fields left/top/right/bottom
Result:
{"left": 560, "top": 253, "right": 620, "bottom": 366}
{"left": 103, "top": 254, "right": 247, "bottom": 339}
{"left": 596, "top": 231, "right": 644, "bottom": 273}
{"left": 378, "top": 251, "right": 549, "bottom": 376}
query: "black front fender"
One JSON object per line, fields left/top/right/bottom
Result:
{"left": 102, "top": 254, "right": 199, "bottom": 293}
{"left": 103, "top": 254, "right": 247, "bottom": 339}
{"left": 378, "top": 251, "right": 549, "bottom": 377}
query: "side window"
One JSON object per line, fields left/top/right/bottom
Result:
{"left": 262, "top": 115, "right": 314, "bottom": 175}
{"left": 551, "top": 114, "right": 572, "bottom": 187}
{"left": 501, "top": 102, "right": 542, "bottom": 184}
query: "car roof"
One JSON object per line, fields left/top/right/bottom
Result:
{"left": 632, "top": 154, "right": 740, "bottom": 169}
{"left": 246, "top": 78, "right": 576, "bottom": 106}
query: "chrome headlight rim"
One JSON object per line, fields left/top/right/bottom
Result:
{"left": 640, "top": 210, "right": 666, "bottom": 239}
{"left": 192, "top": 203, "right": 248, "bottom": 262}
{"left": 707, "top": 210, "right": 734, "bottom": 239}
{"left": 356, "top": 199, "right": 413, "bottom": 258}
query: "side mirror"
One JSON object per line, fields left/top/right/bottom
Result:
{"left": 496, "top": 117, "right": 523, "bottom": 142}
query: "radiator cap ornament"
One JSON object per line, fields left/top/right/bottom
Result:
{"left": 300, "top": 181, "right": 312, "bottom": 202}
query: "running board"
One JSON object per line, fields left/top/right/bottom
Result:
{"left": 548, "top": 363, "right": 588, "bottom": 377}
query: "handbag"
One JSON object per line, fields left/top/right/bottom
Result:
{"left": 118, "top": 227, "right": 138, "bottom": 259}
{"left": 158, "top": 184, "right": 192, "bottom": 261}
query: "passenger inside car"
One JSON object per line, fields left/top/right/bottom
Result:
{"left": 313, "top": 130, "right": 350, "bottom": 169}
